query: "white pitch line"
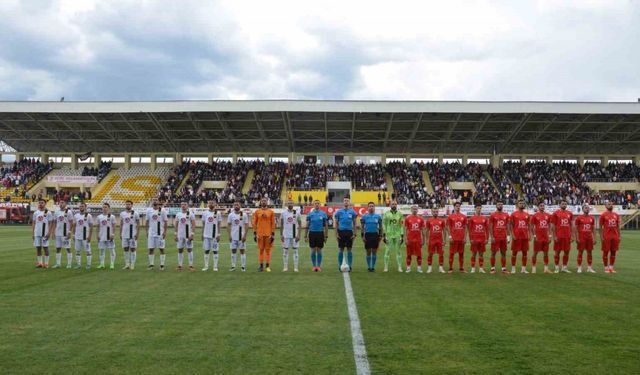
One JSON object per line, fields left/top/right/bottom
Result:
{"left": 342, "top": 271, "right": 371, "bottom": 375}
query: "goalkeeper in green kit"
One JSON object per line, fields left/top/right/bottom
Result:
{"left": 383, "top": 200, "right": 405, "bottom": 272}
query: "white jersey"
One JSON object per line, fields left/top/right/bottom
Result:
{"left": 54, "top": 208, "right": 74, "bottom": 237}
{"left": 74, "top": 213, "right": 93, "bottom": 240}
{"left": 202, "top": 210, "right": 222, "bottom": 239}
{"left": 120, "top": 210, "right": 140, "bottom": 239}
{"left": 175, "top": 211, "right": 195, "bottom": 238}
{"left": 227, "top": 210, "right": 248, "bottom": 242}
{"left": 146, "top": 207, "right": 168, "bottom": 237}
{"left": 33, "top": 209, "right": 53, "bottom": 237}
{"left": 281, "top": 209, "right": 302, "bottom": 238}
{"left": 96, "top": 214, "right": 117, "bottom": 241}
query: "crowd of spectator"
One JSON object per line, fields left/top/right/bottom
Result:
{"left": 49, "top": 189, "right": 91, "bottom": 203}
{"left": 81, "top": 161, "right": 112, "bottom": 182}
{"left": 1, "top": 159, "right": 53, "bottom": 191}
{"left": 285, "top": 163, "right": 327, "bottom": 189}
{"left": 386, "top": 162, "right": 428, "bottom": 204}
{"left": 577, "top": 162, "right": 640, "bottom": 182}
{"left": 246, "top": 161, "right": 287, "bottom": 206}
{"left": 351, "top": 163, "right": 386, "bottom": 191}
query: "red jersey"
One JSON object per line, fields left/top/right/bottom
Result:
{"left": 468, "top": 215, "right": 489, "bottom": 242}
{"left": 447, "top": 213, "right": 467, "bottom": 241}
{"left": 552, "top": 209, "right": 573, "bottom": 239}
{"left": 404, "top": 215, "right": 425, "bottom": 243}
{"left": 574, "top": 215, "right": 595, "bottom": 242}
{"left": 426, "top": 217, "right": 445, "bottom": 244}
{"left": 599, "top": 211, "right": 620, "bottom": 240}
{"left": 531, "top": 212, "right": 552, "bottom": 241}
{"left": 489, "top": 211, "right": 509, "bottom": 240}
{"left": 510, "top": 210, "right": 530, "bottom": 240}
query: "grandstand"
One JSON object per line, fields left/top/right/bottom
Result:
{"left": 0, "top": 100, "right": 638, "bottom": 218}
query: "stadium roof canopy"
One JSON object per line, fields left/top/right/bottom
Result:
{"left": 0, "top": 100, "right": 639, "bottom": 155}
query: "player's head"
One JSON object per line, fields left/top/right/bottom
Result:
{"left": 411, "top": 205, "right": 419, "bottom": 215}
{"left": 582, "top": 204, "right": 590, "bottom": 214}
{"left": 260, "top": 197, "right": 268, "bottom": 208}
{"left": 59, "top": 200, "right": 67, "bottom": 209}
{"left": 343, "top": 197, "right": 350, "bottom": 208}
{"left": 517, "top": 199, "right": 525, "bottom": 210}
{"left": 125, "top": 200, "right": 133, "bottom": 210}
{"left": 102, "top": 202, "right": 110, "bottom": 214}
{"left": 286, "top": 199, "right": 294, "bottom": 210}
{"left": 79, "top": 202, "right": 86, "bottom": 213}
{"left": 233, "top": 200, "right": 241, "bottom": 211}
{"left": 368, "top": 202, "right": 375, "bottom": 213}
{"left": 207, "top": 200, "right": 215, "bottom": 210}
{"left": 181, "top": 201, "right": 189, "bottom": 212}
{"left": 37, "top": 198, "right": 46, "bottom": 210}
{"left": 431, "top": 206, "right": 439, "bottom": 217}
{"left": 605, "top": 200, "right": 613, "bottom": 211}
{"left": 537, "top": 201, "right": 545, "bottom": 212}
{"left": 313, "top": 199, "right": 320, "bottom": 209}
{"left": 474, "top": 203, "right": 482, "bottom": 215}
{"left": 560, "top": 200, "right": 567, "bottom": 209}
{"left": 496, "top": 200, "right": 503, "bottom": 211}
{"left": 453, "top": 201, "right": 461, "bottom": 213}
{"left": 151, "top": 197, "right": 159, "bottom": 206}
{"left": 390, "top": 200, "right": 397, "bottom": 211}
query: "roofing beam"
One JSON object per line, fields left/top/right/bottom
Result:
{"left": 500, "top": 113, "right": 532, "bottom": 152}
{"left": 52, "top": 113, "right": 84, "bottom": 140}
{"left": 253, "top": 112, "right": 270, "bottom": 152}
{"left": 186, "top": 112, "right": 218, "bottom": 151}
{"left": 118, "top": 113, "right": 147, "bottom": 141}
{"left": 562, "top": 114, "right": 593, "bottom": 141}
{"left": 382, "top": 113, "right": 396, "bottom": 150}
{"left": 214, "top": 112, "right": 238, "bottom": 150}
{"left": 532, "top": 115, "right": 559, "bottom": 142}
{"left": 472, "top": 113, "right": 492, "bottom": 141}
{"left": 349, "top": 112, "right": 356, "bottom": 149}
{"left": 445, "top": 113, "right": 463, "bottom": 141}
{"left": 324, "top": 112, "right": 328, "bottom": 152}
{"left": 146, "top": 113, "right": 178, "bottom": 151}
{"left": 87, "top": 113, "right": 116, "bottom": 141}
{"left": 406, "top": 113, "right": 424, "bottom": 151}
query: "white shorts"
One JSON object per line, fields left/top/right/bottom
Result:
{"left": 176, "top": 237, "right": 193, "bottom": 249}
{"left": 99, "top": 240, "right": 116, "bottom": 250}
{"left": 230, "top": 240, "right": 246, "bottom": 250}
{"left": 282, "top": 238, "right": 299, "bottom": 249}
{"left": 203, "top": 238, "right": 219, "bottom": 252}
{"left": 34, "top": 236, "right": 49, "bottom": 248}
{"left": 55, "top": 236, "right": 70, "bottom": 249}
{"left": 74, "top": 240, "right": 91, "bottom": 252}
{"left": 122, "top": 238, "right": 137, "bottom": 249}
{"left": 148, "top": 236, "right": 165, "bottom": 249}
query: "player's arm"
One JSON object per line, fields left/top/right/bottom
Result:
{"left": 162, "top": 213, "right": 168, "bottom": 240}
{"left": 47, "top": 214, "right": 53, "bottom": 240}
{"left": 31, "top": 213, "right": 36, "bottom": 240}
{"left": 227, "top": 214, "right": 232, "bottom": 241}
{"left": 174, "top": 216, "right": 179, "bottom": 241}
{"left": 190, "top": 216, "right": 196, "bottom": 241}
{"left": 421, "top": 223, "right": 426, "bottom": 247}
{"left": 507, "top": 216, "right": 512, "bottom": 242}
{"left": 598, "top": 215, "right": 604, "bottom": 242}
{"left": 52, "top": 215, "right": 57, "bottom": 238}
{"left": 360, "top": 217, "right": 365, "bottom": 239}
{"left": 70, "top": 218, "right": 75, "bottom": 240}
{"left": 488, "top": 216, "right": 494, "bottom": 243}
{"left": 323, "top": 217, "right": 328, "bottom": 240}
{"left": 271, "top": 211, "right": 276, "bottom": 243}
{"left": 251, "top": 213, "right": 258, "bottom": 241}
{"left": 110, "top": 217, "right": 116, "bottom": 240}
{"left": 572, "top": 219, "right": 578, "bottom": 243}
{"left": 399, "top": 216, "right": 405, "bottom": 244}
{"left": 592, "top": 219, "right": 597, "bottom": 245}
{"left": 304, "top": 216, "right": 309, "bottom": 242}
{"left": 550, "top": 214, "right": 557, "bottom": 242}
{"left": 378, "top": 216, "right": 384, "bottom": 238}
{"left": 485, "top": 219, "right": 490, "bottom": 244}
{"left": 529, "top": 219, "right": 535, "bottom": 241}
{"left": 351, "top": 215, "right": 357, "bottom": 239}
{"left": 295, "top": 214, "right": 301, "bottom": 242}
{"left": 242, "top": 216, "right": 248, "bottom": 242}
{"left": 280, "top": 215, "right": 285, "bottom": 242}
{"left": 87, "top": 216, "right": 93, "bottom": 243}
{"left": 382, "top": 213, "right": 388, "bottom": 243}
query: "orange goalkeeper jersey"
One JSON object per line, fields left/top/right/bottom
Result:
{"left": 252, "top": 208, "right": 276, "bottom": 237}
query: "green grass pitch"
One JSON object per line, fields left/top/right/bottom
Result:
{"left": 1, "top": 226, "right": 639, "bottom": 375}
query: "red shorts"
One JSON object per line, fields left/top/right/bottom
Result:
{"left": 407, "top": 242, "right": 423, "bottom": 257}
{"left": 470, "top": 241, "right": 486, "bottom": 253}
{"left": 554, "top": 237, "right": 571, "bottom": 252}
{"left": 428, "top": 242, "right": 443, "bottom": 255}
{"left": 511, "top": 238, "right": 529, "bottom": 253}
{"left": 533, "top": 240, "right": 549, "bottom": 252}
{"left": 577, "top": 238, "right": 594, "bottom": 251}
{"left": 449, "top": 240, "right": 465, "bottom": 254}
{"left": 491, "top": 239, "right": 507, "bottom": 252}
{"left": 601, "top": 238, "right": 620, "bottom": 253}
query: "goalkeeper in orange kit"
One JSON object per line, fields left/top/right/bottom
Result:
{"left": 252, "top": 197, "right": 276, "bottom": 272}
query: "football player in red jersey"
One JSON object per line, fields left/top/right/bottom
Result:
{"left": 425, "top": 206, "right": 446, "bottom": 273}
{"left": 489, "top": 200, "right": 510, "bottom": 274}
{"left": 509, "top": 199, "right": 531, "bottom": 274}
{"left": 468, "top": 204, "right": 489, "bottom": 273}
{"left": 404, "top": 205, "right": 426, "bottom": 273}
{"left": 574, "top": 204, "right": 596, "bottom": 273}
{"left": 530, "top": 201, "right": 552, "bottom": 274}
{"left": 599, "top": 201, "right": 621, "bottom": 273}
{"left": 446, "top": 201, "right": 467, "bottom": 273}
{"left": 552, "top": 200, "right": 574, "bottom": 273}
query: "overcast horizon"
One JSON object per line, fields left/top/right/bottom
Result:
{"left": 1, "top": 0, "right": 638, "bottom": 102}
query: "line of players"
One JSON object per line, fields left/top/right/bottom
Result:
{"left": 31, "top": 196, "right": 621, "bottom": 274}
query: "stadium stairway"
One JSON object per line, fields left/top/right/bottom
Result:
{"left": 421, "top": 169, "right": 435, "bottom": 194}
{"left": 85, "top": 169, "right": 117, "bottom": 203}
{"left": 241, "top": 169, "right": 255, "bottom": 194}
{"left": 621, "top": 209, "right": 640, "bottom": 227}
{"left": 484, "top": 170, "right": 502, "bottom": 194}
{"left": 176, "top": 170, "right": 191, "bottom": 192}
{"left": 384, "top": 173, "right": 394, "bottom": 197}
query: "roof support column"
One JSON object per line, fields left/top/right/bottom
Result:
{"left": 438, "top": 154, "right": 443, "bottom": 164}
{"left": 462, "top": 154, "right": 468, "bottom": 166}
{"left": 208, "top": 153, "right": 213, "bottom": 164}
{"left": 577, "top": 155, "right": 585, "bottom": 166}
{"left": 634, "top": 155, "right": 640, "bottom": 167}
{"left": 16, "top": 153, "right": 24, "bottom": 162}
{"left": 71, "top": 155, "right": 78, "bottom": 169}
{"left": 175, "top": 153, "right": 182, "bottom": 166}
{"left": 491, "top": 154, "right": 501, "bottom": 168}
{"left": 546, "top": 155, "right": 553, "bottom": 164}
{"left": 41, "top": 153, "right": 49, "bottom": 164}
{"left": 603, "top": 155, "right": 609, "bottom": 165}
{"left": 124, "top": 154, "right": 131, "bottom": 170}
{"left": 381, "top": 155, "right": 386, "bottom": 165}
{"left": 150, "top": 154, "right": 157, "bottom": 171}
{"left": 232, "top": 153, "right": 238, "bottom": 163}
{"left": 405, "top": 154, "right": 411, "bottom": 164}
{"left": 94, "top": 154, "right": 100, "bottom": 168}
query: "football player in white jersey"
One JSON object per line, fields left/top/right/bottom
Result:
{"left": 280, "top": 199, "right": 302, "bottom": 272}
{"left": 120, "top": 200, "right": 140, "bottom": 270}
{"left": 174, "top": 201, "right": 196, "bottom": 271}
{"left": 146, "top": 198, "right": 168, "bottom": 271}
{"left": 96, "top": 203, "right": 117, "bottom": 270}
{"left": 32, "top": 198, "right": 54, "bottom": 268}
{"left": 227, "top": 200, "right": 248, "bottom": 271}
{"left": 71, "top": 202, "right": 93, "bottom": 269}
{"left": 53, "top": 200, "right": 74, "bottom": 268}
{"left": 201, "top": 200, "right": 222, "bottom": 271}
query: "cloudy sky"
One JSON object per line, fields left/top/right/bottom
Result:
{"left": 0, "top": 0, "right": 638, "bottom": 101}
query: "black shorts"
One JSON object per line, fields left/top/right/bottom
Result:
{"left": 364, "top": 233, "right": 381, "bottom": 249}
{"left": 338, "top": 230, "right": 354, "bottom": 249}
{"left": 309, "top": 232, "right": 325, "bottom": 249}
